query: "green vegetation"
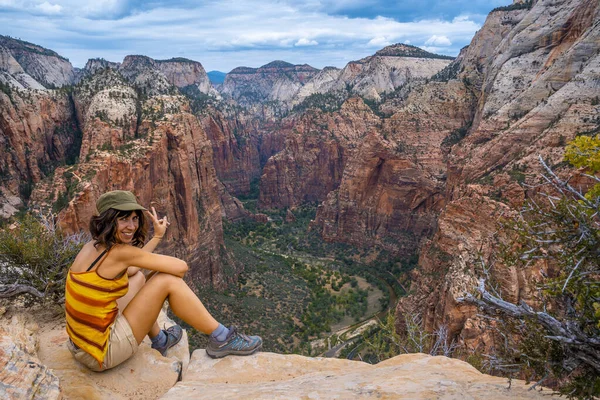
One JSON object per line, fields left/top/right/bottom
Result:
{"left": 292, "top": 92, "right": 345, "bottom": 114}
{"left": 0, "top": 213, "right": 86, "bottom": 304}
{"left": 180, "top": 84, "right": 221, "bottom": 114}
{"left": 0, "top": 80, "right": 13, "bottom": 101}
{"left": 442, "top": 122, "right": 472, "bottom": 147}
{"left": 431, "top": 60, "right": 461, "bottom": 82}
{"left": 490, "top": 0, "right": 533, "bottom": 13}
{"left": 157, "top": 57, "right": 198, "bottom": 64}
{"left": 181, "top": 203, "right": 409, "bottom": 355}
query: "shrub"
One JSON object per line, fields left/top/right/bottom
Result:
{"left": 0, "top": 213, "right": 87, "bottom": 304}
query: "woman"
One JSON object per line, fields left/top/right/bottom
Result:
{"left": 65, "top": 190, "right": 262, "bottom": 371}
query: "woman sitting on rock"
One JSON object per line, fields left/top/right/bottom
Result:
{"left": 65, "top": 190, "right": 262, "bottom": 371}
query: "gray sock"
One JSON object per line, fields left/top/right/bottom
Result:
{"left": 151, "top": 330, "right": 167, "bottom": 347}
{"left": 210, "top": 324, "right": 230, "bottom": 342}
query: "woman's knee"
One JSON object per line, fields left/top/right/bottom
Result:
{"left": 148, "top": 272, "right": 182, "bottom": 290}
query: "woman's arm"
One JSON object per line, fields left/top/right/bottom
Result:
{"left": 114, "top": 245, "right": 189, "bottom": 277}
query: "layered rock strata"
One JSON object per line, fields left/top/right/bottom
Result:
{"left": 259, "top": 97, "right": 379, "bottom": 209}
{"left": 0, "top": 35, "right": 75, "bottom": 88}
{"left": 398, "top": 0, "right": 600, "bottom": 346}
{"left": 312, "top": 79, "right": 475, "bottom": 254}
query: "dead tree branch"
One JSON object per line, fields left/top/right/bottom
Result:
{"left": 460, "top": 279, "right": 600, "bottom": 373}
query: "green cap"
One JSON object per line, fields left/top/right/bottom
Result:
{"left": 96, "top": 190, "right": 147, "bottom": 215}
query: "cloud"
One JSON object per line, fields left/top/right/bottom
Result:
{"left": 367, "top": 37, "right": 391, "bottom": 47}
{"left": 424, "top": 35, "right": 452, "bottom": 46}
{"left": 295, "top": 38, "right": 318, "bottom": 46}
{"left": 0, "top": 0, "right": 483, "bottom": 71}
{"left": 35, "top": 2, "right": 62, "bottom": 14}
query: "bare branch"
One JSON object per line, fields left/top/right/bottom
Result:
{"left": 460, "top": 278, "right": 600, "bottom": 373}
{"left": 0, "top": 283, "right": 45, "bottom": 298}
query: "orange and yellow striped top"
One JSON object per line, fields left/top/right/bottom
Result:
{"left": 64, "top": 250, "right": 129, "bottom": 366}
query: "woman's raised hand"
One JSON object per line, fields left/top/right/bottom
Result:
{"left": 147, "top": 206, "right": 169, "bottom": 239}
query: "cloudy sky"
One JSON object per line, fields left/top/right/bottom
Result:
{"left": 0, "top": 0, "right": 509, "bottom": 72}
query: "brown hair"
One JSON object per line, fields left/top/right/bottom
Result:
{"left": 89, "top": 208, "right": 148, "bottom": 249}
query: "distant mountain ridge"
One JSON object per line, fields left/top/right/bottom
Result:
{"left": 207, "top": 70, "right": 226, "bottom": 84}
{"left": 373, "top": 43, "right": 455, "bottom": 59}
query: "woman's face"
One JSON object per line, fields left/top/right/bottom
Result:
{"left": 115, "top": 211, "right": 139, "bottom": 244}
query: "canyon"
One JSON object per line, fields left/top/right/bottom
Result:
{"left": 0, "top": 0, "right": 599, "bottom": 393}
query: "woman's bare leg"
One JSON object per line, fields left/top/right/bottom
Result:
{"left": 122, "top": 273, "right": 219, "bottom": 344}
{"left": 117, "top": 271, "right": 160, "bottom": 338}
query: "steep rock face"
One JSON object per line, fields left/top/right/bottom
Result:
{"left": 0, "top": 87, "right": 80, "bottom": 216}
{"left": 399, "top": 0, "right": 600, "bottom": 344}
{"left": 313, "top": 80, "right": 475, "bottom": 254}
{"left": 72, "top": 68, "right": 139, "bottom": 159}
{"left": 200, "top": 109, "right": 262, "bottom": 195}
{"left": 156, "top": 58, "right": 212, "bottom": 94}
{"left": 0, "top": 36, "right": 80, "bottom": 218}
{"left": 0, "top": 35, "right": 75, "bottom": 88}
{"left": 32, "top": 91, "right": 227, "bottom": 286}
{"left": 259, "top": 97, "right": 380, "bottom": 209}
{"left": 222, "top": 61, "right": 319, "bottom": 108}
{"left": 83, "top": 58, "right": 120, "bottom": 76}
{"left": 118, "top": 55, "right": 175, "bottom": 96}
{"left": 0, "top": 47, "right": 47, "bottom": 90}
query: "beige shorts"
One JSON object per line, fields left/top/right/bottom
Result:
{"left": 67, "top": 313, "right": 139, "bottom": 372}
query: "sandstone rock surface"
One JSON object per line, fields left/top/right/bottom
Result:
{"left": 0, "top": 314, "right": 60, "bottom": 400}
{"left": 162, "top": 351, "right": 557, "bottom": 399}
{"left": 35, "top": 310, "right": 188, "bottom": 400}
{"left": 0, "top": 35, "right": 75, "bottom": 88}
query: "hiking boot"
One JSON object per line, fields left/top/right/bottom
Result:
{"left": 206, "top": 326, "right": 262, "bottom": 358}
{"left": 151, "top": 325, "right": 183, "bottom": 356}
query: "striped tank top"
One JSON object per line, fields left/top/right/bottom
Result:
{"left": 65, "top": 248, "right": 129, "bottom": 366}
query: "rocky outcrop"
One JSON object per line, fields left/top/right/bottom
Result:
{"left": 156, "top": 58, "right": 212, "bottom": 94}
{"left": 222, "top": 61, "right": 319, "bottom": 109}
{"left": 83, "top": 58, "right": 120, "bottom": 76}
{"left": 398, "top": 0, "right": 600, "bottom": 345}
{"left": 2, "top": 306, "right": 556, "bottom": 400}
{"left": 72, "top": 67, "right": 138, "bottom": 159}
{"left": 0, "top": 314, "right": 60, "bottom": 400}
{"left": 0, "top": 35, "right": 75, "bottom": 88}
{"left": 163, "top": 350, "right": 558, "bottom": 399}
{"left": 0, "top": 308, "right": 188, "bottom": 400}
{"left": 0, "top": 87, "right": 80, "bottom": 215}
{"left": 118, "top": 55, "right": 175, "bottom": 96}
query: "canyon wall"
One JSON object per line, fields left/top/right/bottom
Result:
{"left": 397, "top": 0, "right": 600, "bottom": 348}
{"left": 0, "top": 41, "right": 230, "bottom": 287}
